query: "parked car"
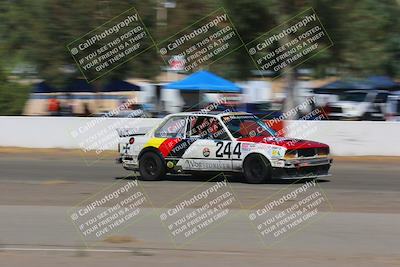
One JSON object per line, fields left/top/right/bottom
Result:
{"left": 326, "top": 90, "right": 389, "bottom": 120}
{"left": 386, "top": 91, "right": 400, "bottom": 121}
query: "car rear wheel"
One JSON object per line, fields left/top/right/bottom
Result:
{"left": 139, "top": 151, "right": 165, "bottom": 181}
{"left": 243, "top": 154, "right": 272, "bottom": 184}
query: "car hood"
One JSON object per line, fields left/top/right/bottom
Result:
{"left": 237, "top": 136, "right": 329, "bottom": 150}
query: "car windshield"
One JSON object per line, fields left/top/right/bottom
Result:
{"left": 338, "top": 92, "right": 367, "bottom": 102}
{"left": 222, "top": 115, "right": 276, "bottom": 139}
{"left": 253, "top": 103, "right": 271, "bottom": 111}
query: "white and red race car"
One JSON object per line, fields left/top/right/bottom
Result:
{"left": 117, "top": 112, "right": 332, "bottom": 183}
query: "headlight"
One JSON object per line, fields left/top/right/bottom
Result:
{"left": 347, "top": 106, "right": 358, "bottom": 113}
{"left": 316, "top": 147, "right": 329, "bottom": 156}
{"left": 285, "top": 150, "right": 298, "bottom": 159}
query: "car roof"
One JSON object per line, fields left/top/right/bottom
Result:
{"left": 166, "top": 111, "right": 253, "bottom": 118}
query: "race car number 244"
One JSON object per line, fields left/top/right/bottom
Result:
{"left": 215, "top": 142, "right": 242, "bottom": 159}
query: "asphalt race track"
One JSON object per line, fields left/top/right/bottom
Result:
{"left": 0, "top": 151, "right": 399, "bottom": 267}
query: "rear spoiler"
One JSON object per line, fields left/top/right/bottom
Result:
{"left": 116, "top": 127, "right": 153, "bottom": 137}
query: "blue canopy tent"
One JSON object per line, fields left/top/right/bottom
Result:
{"left": 33, "top": 82, "right": 58, "bottom": 93}
{"left": 103, "top": 80, "right": 141, "bottom": 92}
{"left": 101, "top": 80, "right": 142, "bottom": 103}
{"left": 64, "top": 79, "right": 95, "bottom": 93}
{"left": 34, "top": 79, "right": 141, "bottom": 94}
{"left": 314, "top": 76, "right": 399, "bottom": 93}
{"left": 163, "top": 70, "right": 242, "bottom": 111}
{"left": 367, "top": 76, "right": 399, "bottom": 90}
{"left": 314, "top": 79, "right": 376, "bottom": 94}
{"left": 164, "top": 70, "right": 241, "bottom": 92}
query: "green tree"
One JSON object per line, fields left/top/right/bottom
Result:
{"left": 0, "top": 0, "right": 161, "bottom": 87}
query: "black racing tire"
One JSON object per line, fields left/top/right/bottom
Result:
{"left": 139, "top": 151, "right": 166, "bottom": 181}
{"left": 361, "top": 112, "right": 372, "bottom": 121}
{"left": 243, "top": 154, "right": 272, "bottom": 184}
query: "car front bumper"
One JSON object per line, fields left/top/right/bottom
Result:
{"left": 272, "top": 157, "right": 332, "bottom": 168}
{"left": 271, "top": 157, "right": 332, "bottom": 179}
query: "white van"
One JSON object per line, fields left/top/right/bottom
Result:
{"left": 327, "top": 90, "right": 389, "bottom": 120}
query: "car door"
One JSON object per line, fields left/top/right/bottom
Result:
{"left": 180, "top": 116, "right": 234, "bottom": 172}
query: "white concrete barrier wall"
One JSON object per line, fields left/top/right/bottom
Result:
{"left": 0, "top": 116, "right": 162, "bottom": 150}
{"left": 0, "top": 116, "right": 399, "bottom": 156}
{"left": 286, "top": 120, "right": 400, "bottom": 156}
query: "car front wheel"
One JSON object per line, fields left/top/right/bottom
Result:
{"left": 139, "top": 151, "right": 166, "bottom": 181}
{"left": 243, "top": 154, "right": 272, "bottom": 184}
